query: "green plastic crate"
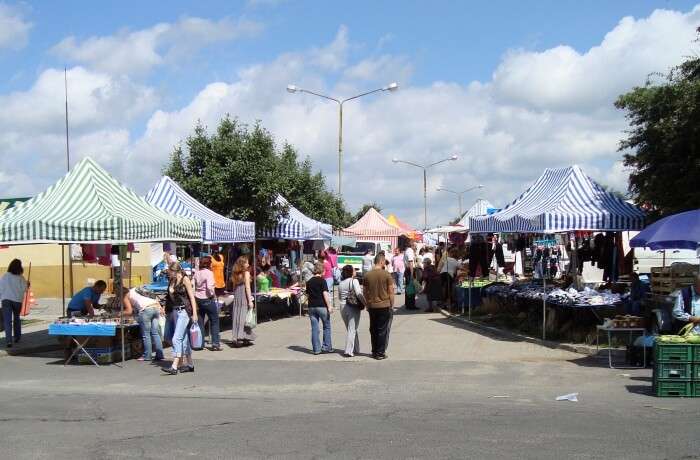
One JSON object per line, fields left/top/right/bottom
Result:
{"left": 655, "top": 343, "right": 694, "bottom": 362}
{"left": 694, "top": 345, "right": 700, "bottom": 363}
{"left": 694, "top": 382, "right": 700, "bottom": 397}
{"left": 655, "top": 362, "right": 693, "bottom": 380}
{"left": 693, "top": 364, "right": 700, "bottom": 381}
{"left": 654, "top": 380, "right": 693, "bottom": 397}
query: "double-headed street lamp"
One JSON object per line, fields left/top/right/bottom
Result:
{"left": 392, "top": 155, "right": 458, "bottom": 230}
{"left": 437, "top": 184, "right": 485, "bottom": 217}
{"left": 286, "top": 82, "right": 399, "bottom": 199}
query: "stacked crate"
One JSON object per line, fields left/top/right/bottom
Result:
{"left": 650, "top": 265, "right": 698, "bottom": 296}
{"left": 653, "top": 343, "right": 700, "bottom": 397}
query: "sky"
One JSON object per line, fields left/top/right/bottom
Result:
{"left": 1, "top": 0, "right": 699, "bottom": 229}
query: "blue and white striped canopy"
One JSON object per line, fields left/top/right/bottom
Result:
{"left": 145, "top": 176, "right": 255, "bottom": 243}
{"left": 259, "top": 195, "right": 333, "bottom": 241}
{"left": 469, "top": 166, "right": 644, "bottom": 234}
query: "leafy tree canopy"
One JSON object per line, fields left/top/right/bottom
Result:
{"left": 163, "top": 116, "right": 352, "bottom": 229}
{"left": 616, "top": 43, "right": 700, "bottom": 218}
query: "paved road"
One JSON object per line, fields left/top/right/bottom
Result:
{"left": 0, "top": 296, "right": 696, "bottom": 459}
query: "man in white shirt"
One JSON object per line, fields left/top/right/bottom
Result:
{"left": 404, "top": 243, "right": 416, "bottom": 269}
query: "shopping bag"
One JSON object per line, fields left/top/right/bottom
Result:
{"left": 245, "top": 307, "right": 257, "bottom": 329}
{"left": 189, "top": 322, "right": 203, "bottom": 350}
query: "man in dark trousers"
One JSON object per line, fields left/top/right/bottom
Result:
{"left": 363, "top": 253, "right": 395, "bottom": 360}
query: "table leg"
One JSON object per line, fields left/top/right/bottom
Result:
{"left": 607, "top": 330, "right": 613, "bottom": 368}
{"left": 65, "top": 337, "right": 100, "bottom": 367}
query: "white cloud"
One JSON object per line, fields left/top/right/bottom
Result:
{"left": 51, "top": 16, "right": 262, "bottom": 76}
{"left": 4, "top": 7, "right": 699, "bottom": 228}
{"left": 0, "top": 3, "right": 31, "bottom": 50}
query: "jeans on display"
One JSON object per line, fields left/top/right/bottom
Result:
{"left": 341, "top": 303, "right": 361, "bottom": 356}
{"left": 308, "top": 306, "right": 332, "bottom": 353}
{"left": 196, "top": 298, "right": 220, "bottom": 347}
{"left": 138, "top": 307, "right": 164, "bottom": 360}
{"left": 170, "top": 309, "right": 192, "bottom": 358}
{"left": 2, "top": 300, "right": 21, "bottom": 344}
{"left": 368, "top": 307, "right": 393, "bottom": 357}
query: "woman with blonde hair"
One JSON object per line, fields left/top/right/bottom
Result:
{"left": 162, "top": 262, "right": 198, "bottom": 375}
{"left": 230, "top": 256, "right": 256, "bottom": 347}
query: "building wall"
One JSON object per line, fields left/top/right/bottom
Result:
{"left": 0, "top": 244, "right": 154, "bottom": 298}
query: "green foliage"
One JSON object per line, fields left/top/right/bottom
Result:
{"left": 616, "top": 52, "right": 700, "bottom": 218}
{"left": 163, "top": 116, "right": 351, "bottom": 229}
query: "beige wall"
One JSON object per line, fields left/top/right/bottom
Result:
{"left": 0, "top": 243, "right": 153, "bottom": 298}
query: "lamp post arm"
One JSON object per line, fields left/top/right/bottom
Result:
{"left": 394, "top": 159, "right": 426, "bottom": 170}
{"left": 428, "top": 157, "right": 456, "bottom": 168}
{"left": 298, "top": 89, "right": 341, "bottom": 104}
{"left": 342, "top": 87, "right": 386, "bottom": 104}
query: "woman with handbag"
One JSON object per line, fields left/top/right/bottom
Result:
{"left": 338, "top": 265, "right": 364, "bottom": 357}
{"left": 230, "top": 256, "right": 257, "bottom": 347}
{"left": 162, "top": 262, "right": 198, "bottom": 375}
{"left": 194, "top": 256, "right": 221, "bottom": 351}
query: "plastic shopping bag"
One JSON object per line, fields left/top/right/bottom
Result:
{"left": 245, "top": 307, "right": 257, "bottom": 329}
{"left": 189, "top": 322, "right": 203, "bottom": 350}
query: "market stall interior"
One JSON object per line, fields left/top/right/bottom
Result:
{"left": 0, "top": 158, "right": 202, "bottom": 365}
{"left": 468, "top": 165, "right": 645, "bottom": 341}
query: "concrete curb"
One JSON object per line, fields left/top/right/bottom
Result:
{"left": 437, "top": 308, "right": 598, "bottom": 356}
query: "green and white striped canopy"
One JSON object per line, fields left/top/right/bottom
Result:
{"left": 0, "top": 157, "right": 201, "bottom": 244}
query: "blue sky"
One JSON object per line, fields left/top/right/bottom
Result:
{"left": 0, "top": 1, "right": 698, "bottom": 227}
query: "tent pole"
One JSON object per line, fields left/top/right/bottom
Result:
{"left": 119, "top": 253, "right": 125, "bottom": 366}
{"left": 61, "top": 245, "right": 66, "bottom": 317}
{"left": 69, "top": 247, "right": 74, "bottom": 297}
{"left": 253, "top": 241, "right": 257, "bottom": 324}
{"left": 542, "top": 270, "right": 547, "bottom": 341}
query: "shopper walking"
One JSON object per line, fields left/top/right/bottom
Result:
{"left": 162, "top": 262, "right": 198, "bottom": 375}
{"left": 338, "top": 265, "right": 365, "bottom": 357}
{"left": 194, "top": 256, "right": 221, "bottom": 351}
{"left": 0, "top": 259, "right": 28, "bottom": 348}
{"left": 307, "top": 262, "right": 333, "bottom": 354}
{"left": 230, "top": 256, "right": 257, "bottom": 347}
{"left": 123, "top": 288, "right": 164, "bottom": 362}
{"left": 363, "top": 253, "right": 395, "bottom": 360}
{"left": 391, "top": 248, "right": 405, "bottom": 294}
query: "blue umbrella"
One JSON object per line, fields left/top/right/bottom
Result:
{"left": 629, "top": 209, "right": 700, "bottom": 250}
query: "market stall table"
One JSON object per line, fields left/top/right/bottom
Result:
{"left": 595, "top": 325, "right": 647, "bottom": 369}
{"left": 255, "top": 287, "right": 302, "bottom": 318}
{"left": 48, "top": 321, "right": 139, "bottom": 367}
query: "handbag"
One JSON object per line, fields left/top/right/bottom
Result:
{"left": 347, "top": 279, "right": 366, "bottom": 310}
{"left": 245, "top": 307, "right": 257, "bottom": 329}
{"left": 189, "top": 322, "right": 203, "bottom": 350}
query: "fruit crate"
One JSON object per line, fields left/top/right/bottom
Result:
{"left": 653, "top": 380, "right": 693, "bottom": 397}
{"left": 694, "top": 345, "right": 700, "bottom": 363}
{"left": 694, "top": 382, "right": 700, "bottom": 397}
{"left": 654, "top": 362, "right": 693, "bottom": 380}
{"left": 654, "top": 343, "right": 694, "bottom": 362}
{"left": 693, "top": 364, "right": 700, "bottom": 380}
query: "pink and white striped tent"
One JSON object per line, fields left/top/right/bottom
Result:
{"left": 339, "top": 207, "right": 404, "bottom": 248}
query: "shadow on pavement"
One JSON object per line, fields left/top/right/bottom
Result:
{"left": 287, "top": 345, "right": 318, "bottom": 355}
{"left": 625, "top": 385, "right": 653, "bottom": 396}
{"left": 428, "top": 317, "right": 527, "bottom": 343}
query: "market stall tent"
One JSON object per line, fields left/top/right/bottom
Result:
{"left": 339, "top": 207, "right": 403, "bottom": 248}
{"left": 259, "top": 195, "right": 332, "bottom": 241}
{"left": 386, "top": 214, "right": 422, "bottom": 241}
{"left": 469, "top": 165, "right": 644, "bottom": 234}
{"left": 145, "top": 176, "right": 255, "bottom": 243}
{"left": 0, "top": 157, "right": 201, "bottom": 244}
{"left": 458, "top": 199, "right": 496, "bottom": 230}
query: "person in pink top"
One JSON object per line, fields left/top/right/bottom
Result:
{"left": 193, "top": 256, "right": 220, "bottom": 351}
{"left": 392, "top": 248, "right": 406, "bottom": 294}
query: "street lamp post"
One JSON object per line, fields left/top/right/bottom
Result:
{"left": 287, "top": 82, "right": 399, "bottom": 199}
{"left": 437, "top": 184, "right": 485, "bottom": 217}
{"left": 392, "top": 155, "right": 459, "bottom": 230}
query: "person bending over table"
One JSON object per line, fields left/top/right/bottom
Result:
{"left": 67, "top": 280, "right": 107, "bottom": 317}
{"left": 123, "top": 287, "right": 165, "bottom": 362}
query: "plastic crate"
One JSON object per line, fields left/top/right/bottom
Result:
{"left": 693, "top": 364, "right": 700, "bottom": 381}
{"left": 654, "top": 362, "right": 693, "bottom": 380}
{"left": 655, "top": 343, "right": 694, "bottom": 362}
{"left": 654, "top": 380, "right": 693, "bottom": 397}
{"left": 694, "top": 345, "right": 700, "bottom": 363}
{"left": 694, "top": 382, "right": 700, "bottom": 397}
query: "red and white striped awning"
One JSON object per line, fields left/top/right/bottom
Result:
{"left": 339, "top": 208, "right": 404, "bottom": 246}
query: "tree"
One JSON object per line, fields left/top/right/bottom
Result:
{"left": 616, "top": 47, "right": 700, "bottom": 218}
{"left": 163, "top": 117, "right": 350, "bottom": 229}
